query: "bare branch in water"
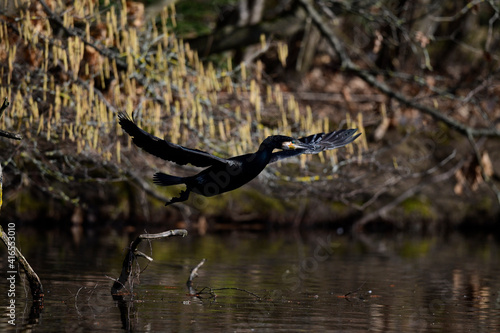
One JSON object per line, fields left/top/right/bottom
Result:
{"left": 111, "top": 229, "right": 188, "bottom": 295}
{"left": 187, "top": 259, "right": 206, "bottom": 296}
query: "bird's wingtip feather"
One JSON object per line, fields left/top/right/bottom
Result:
{"left": 117, "top": 112, "right": 132, "bottom": 121}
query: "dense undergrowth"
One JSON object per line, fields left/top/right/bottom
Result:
{"left": 0, "top": 0, "right": 366, "bottom": 229}
{"left": 1, "top": 0, "right": 500, "bottom": 232}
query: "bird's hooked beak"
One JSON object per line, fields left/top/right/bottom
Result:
{"left": 282, "top": 140, "right": 312, "bottom": 150}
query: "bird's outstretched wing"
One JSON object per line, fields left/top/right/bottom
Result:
{"left": 269, "top": 129, "right": 361, "bottom": 163}
{"left": 118, "top": 112, "right": 231, "bottom": 167}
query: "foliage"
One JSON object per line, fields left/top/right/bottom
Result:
{"left": 0, "top": 0, "right": 361, "bottom": 225}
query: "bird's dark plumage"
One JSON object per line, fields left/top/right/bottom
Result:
{"left": 118, "top": 112, "right": 230, "bottom": 168}
{"left": 118, "top": 112, "right": 361, "bottom": 205}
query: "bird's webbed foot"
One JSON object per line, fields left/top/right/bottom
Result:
{"left": 165, "top": 189, "right": 191, "bottom": 206}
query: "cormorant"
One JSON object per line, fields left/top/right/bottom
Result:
{"left": 118, "top": 112, "right": 361, "bottom": 205}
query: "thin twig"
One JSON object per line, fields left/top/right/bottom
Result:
{"left": 210, "top": 287, "right": 262, "bottom": 300}
{"left": 297, "top": 0, "right": 500, "bottom": 138}
{"left": 344, "top": 281, "right": 367, "bottom": 298}
{"left": 352, "top": 154, "right": 465, "bottom": 231}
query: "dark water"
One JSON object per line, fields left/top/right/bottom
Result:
{"left": 1, "top": 227, "right": 500, "bottom": 332}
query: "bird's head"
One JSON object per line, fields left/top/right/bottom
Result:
{"left": 261, "top": 135, "right": 313, "bottom": 151}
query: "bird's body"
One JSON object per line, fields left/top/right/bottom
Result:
{"left": 118, "top": 113, "right": 360, "bottom": 205}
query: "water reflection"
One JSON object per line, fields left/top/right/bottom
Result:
{"left": 0, "top": 227, "right": 499, "bottom": 332}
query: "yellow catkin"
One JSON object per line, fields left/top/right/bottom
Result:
{"left": 120, "top": 0, "right": 127, "bottom": 28}
{"left": 256, "top": 60, "right": 263, "bottom": 81}
{"left": 43, "top": 37, "right": 49, "bottom": 72}
{"left": 357, "top": 112, "right": 368, "bottom": 151}
{"left": 116, "top": 141, "right": 121, "bottom": 164}
{"left": 241, "top": 62, "right": 246, "bottom": 81}
{"left": 287, "top": 95, "right": 295, "bottom": 114}
{"left": 249, "top": 79, "right": 256, "bottom": 105}
{"left": 278, "top": 42, "right": 288, "bottom": 67}
{"left": 305, "top": 106, "right": 313, "bottom": 132}
{"left": 300, "top": 154, "right": 306, "bottom": 169}
{"left": 29, "top": 96, "right": 39, "bottom": 119}
{"left": 293, "top": 102, "right": 300, "bottom": 125}
{"left": 323, "top": 117, "right": 329, "bottom": 133}
{"left": 224, "top": 118, "right": 231, "bottom": 138}
{"left": 46, "top": 121, "right": 51, "bottom": 141}
{"left": 208, "top": 117, "right": 215, "bottom": 139}
{"left": 224, "top": 76, "right": 233, "bottom": 93}
{"left": 234, "top": 140, "right": 241, "bottom": 156}
{"left": 266, "top": 85, "right": 273, "bottom": 104}
{"left": 234, "top": 106, "right": 241, "bottom": 121}
{"left": 36, "top": 115, "right": 44, "bottom": 135}
{"left": 209, "top": 90, "right": 217, "bottom": 106}
{"left": 68, "top": 123, "right": 75, "bottom": 142}
{"left": 93, "top": 128, "right": 99, "bottom": 150}
{"left": 7, "top": 45, "right": 16, "bottom": 84}
{"left": 218, "top": 121, "right": 226, "bottom": 141}
{"left": 170, "top": 3, "right": 177, "bottom": 27}
{"left": 126, "top": 52, "right": 134, "bottom": 76}
{"left": 318, "top": 150, "right": 325, "bottom": 164}
{"left": 255, "top": 97, "right": 261, "bottom": 123}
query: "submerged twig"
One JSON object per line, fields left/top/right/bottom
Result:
{"left": 344, "top": 281, "right": 367, "bottom": 298}
{"left": 185, "top": 259, "right": 262, "bottom": 300}
{"left": 187, "top": 258, "right": 206, "bottom": 296}
{"left": 210, "top": 287, "right": 262, "bottom": 300}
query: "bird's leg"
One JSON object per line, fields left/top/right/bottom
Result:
{"left": 165, "top": 188, "right": 191, "bottom": 206}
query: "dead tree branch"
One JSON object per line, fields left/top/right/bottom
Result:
{"left": 0, "top": 223, "right": 44, "bottom": 300}
{"left": 297, "top": 0, "right": 500, "bottom": 138}
{"left": 111, "top": 229, "right": 188, "bottom": 295}
{"left": 0, "top": 99, "right": 42, "bottom": 302}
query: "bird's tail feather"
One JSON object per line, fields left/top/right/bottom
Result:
{"left": 153, "top": 172, "right": 185, "bottom": 186}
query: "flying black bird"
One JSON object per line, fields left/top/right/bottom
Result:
{"left": 118, "top": 112, "right": 360, "bottom": 205}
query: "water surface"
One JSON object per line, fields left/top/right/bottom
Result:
{"left": 1, "top": 228, "right": 499, "bottom": 332}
